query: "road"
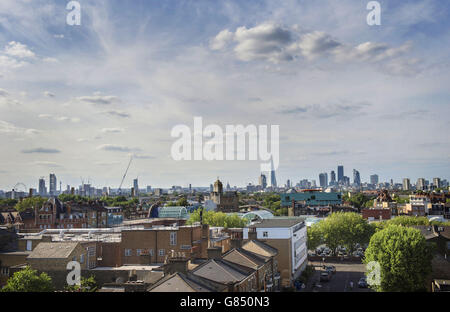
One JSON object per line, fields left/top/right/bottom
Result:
{"left": 306, "top": 261, "right": 373, "bottom": 292}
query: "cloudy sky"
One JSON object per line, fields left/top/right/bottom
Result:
{"left": 0, "top": 0, "right": 449, "bottom": 190}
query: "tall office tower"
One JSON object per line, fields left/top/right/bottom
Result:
{"left": 330, "top": 171, "right": 336, "bottom": 184}
{"left": 133, "top": 178, "right": 139, "bottom": 196}
{"left": 49, "top": 174, "right": 57, "bottom": 196}
{"left": 209, "top": 184, "right": 214, "bottom": 192}
{"left": 390, "top": 179, "right": 394, "bottom": 186}
{"left": 319, "top": 173, "right": 328, "bottom": 188}
{"left": 433, "top": 178, "right": 441, "bottom": 189}
{"left": 311, "top": 180, "right": 317, "bottom": 188}
{"left": 370, "top": 174, "right": 379, "bottom": 185}
{"left": 286, "top": 179, "right": 291, "bottom": 188}
{"left": 270, "top": 159, "right": 277, "bottom": 188}
{"left": 146, "top": 185, "right": 152, "bottom": 193}
{"left": 259, "top": 174, "right": 267, "bottom": 189}
{"left": 337, "top": 166, "right": 344, "bottom": 183}
{"left": 226, "top": 182, "right": 231, "bottom": 191}
{"left": 353, "top": 169, "right": 361, "bottom": 186}
{"left": 416, "top": 178, "right": 425, "bottom": 191}
{"left": 403, "top": 178, "right": 411, "bottom": 191}
{"left": 38, "top": 178, "right": 46, "bottom": 196}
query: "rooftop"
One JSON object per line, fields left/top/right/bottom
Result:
{"left": 27, "top": 242, "right": 79, "bottom": 259}
{"left": 247, "top": 217, "right": 305, "bottom": 228}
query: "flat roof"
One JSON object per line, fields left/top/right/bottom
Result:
{"left": 247, "top": 217, "right": 305, "bottom": 228}
{"left": 92, "top": 265, "right": 163, "bottom": 271}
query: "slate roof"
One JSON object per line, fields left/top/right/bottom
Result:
{"left": 148, "top": 272, "right": 224, "bottom": 292}
{"left": 27, "top": 242, "right": 79, "bottom": 259}
{"left": 241, "top": 240, "right": 278, "bottom": 257}
{"left": 191, "top": 259, "right": 254, "bottom": 284}
{"left": 222, "top": 248, "right": 268, "bottom": 270}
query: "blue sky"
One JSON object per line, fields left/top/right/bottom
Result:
{"left": 0, "top": 0, "right": 449, "bottom": 190}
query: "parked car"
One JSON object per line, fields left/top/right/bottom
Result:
{"left": 358, "top": 277, "right": 368, "bottom": 288}
{"left": 320, "top": 272, "right": 330, "bottom": 282}
{"left": 325, "top": 266, "right": 336, "bottom": 274}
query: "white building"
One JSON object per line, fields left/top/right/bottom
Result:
{"left": 243, "top": 218, "right": 307, "bottom": 286}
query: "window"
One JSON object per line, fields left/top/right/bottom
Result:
{"left": 170, "top": 232, "right": 177, "bottom": 246}
{"left": 159, "top": 249, "right": 165, "bottom": 256}
{"left": 125, "top": 249, "right": 132, "bottom": 257}
{"left": 149, "top": 249, "right": 154, "bottom": 256}
{"left": 26, "top": 240, "right": 32, "bottom": 251}
{"left": 80, "top": 254, "right": 84, "bottom": 264}
{"left": 137, "top": 249, "right": 142, "bottom": 256}
{"left": 263, "top": 231, "right": 269, "bottom": 238}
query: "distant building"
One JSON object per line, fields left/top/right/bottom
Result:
{"left": 38, "top": 178, "right": 47, "bottom": 197}
{"left": 207, "top": 179, "right": 239, "bottom": 213}
{"left": 319, "top": 173, "right": 328, "bottom": 188}
{"left": 403, "top": 178, "right": 411, "bottom": 191}
{"left": 133, "top": 179, "right": 139, "bottom": 196}
{"left": 433, "top": 178, "right": 441, "bottom": 189}
{"left": 370, "top": 174, "right": 379, "bottom": 185}
{"left": 417, "top": 178, "right": 426, "bottom": 191}
{"left": 353, "top": 169, "right": 361, "bottom": 187}
{"left": 259, "top": 174, "right": 267, "bottom": 189}
{"left": 280, "top": 190, "right": 342, "bottom": 207}
{"left": 330, "top": 171, "right": 336, "bottom": 184}
{"left": 337, "top": 165, "right": 344, "bottom": 183}
{"left": 49, "top": 174, "right": 57, "bottom": 196}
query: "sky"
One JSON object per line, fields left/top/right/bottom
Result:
{"left": 0, "top": 0, "right": 449, "bottom": 190}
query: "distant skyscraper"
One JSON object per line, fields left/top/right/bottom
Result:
{"left": 353, "top": 169, "right": 361, "bottom": 186}
{"left": 330, "top": 171, "right": 336, "bottom": 184}
{"left": 286, "top": 179, "right": 291, "bottom": 188}
{"left": 133, "top": 178, "right": 139, "bottom": 196}
{"left": 337, "top": 166, "right": 344, "bottom": 183}
{"left": 433, "top": 178, "right": 441, "bottom": 189}
{"left": 319, "top": 173, "right": 328, "bottom": 188}
{"left": 403, "top": 178, "right": 411, "bottom": 191}
{"left": 209, "top": 184, "right": 214, "bottom": 192}
{"left": 146, "top": 185, "right": 152, "bottom": 193}
{"left": 39, "top": 178, "right": 46, "bottom": 196}
{"left": 259, "top": 174, "right": 267, "bottom": 189}
{"left": 49, "top": 174, "right": 57, "bottom": 196}
{"left": 417, "top": 178, "right": 425, "bottom": 191}
{"left": 269, "top": 159, "right": 277, "bottom": 188}
{"left": 370, "top": 174, "right": 379, "bottom": 185}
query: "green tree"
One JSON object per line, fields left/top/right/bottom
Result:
{"left": 176, "top": 197, "right": 188, "bottom": 207}
{"left": 363, "top": 225, "right": 433, "bottom": 292}
{"left": 65, "top": 275, "right": 98, "bottom": 292}
{"left": 14, "top": 197, "right": 46, "bottom": 212}
{"left": 187, "top": 210, "right": 248, "bottom": 228}
{"left": 386, "top": 216, "right": 430, "bottom": 226}
{"left": 1, "top": 266, "right": 54, "bottom": 292}
{"left": 306, "top": 224, "right": 323, "bottom": 251}
{"left": 308, "top": 212, "right": 373, "bottom": 255}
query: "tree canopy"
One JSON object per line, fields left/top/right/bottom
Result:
{"left": 1, "top": 266, "right": 54, "bottom": 292}
{"left": 306, "top": 212, "right": 374, "bottom": 254}
{"left": 363, "top": 225, "right": 433, "bottom": 292}
{"left": 65, "top": 275, "right": 98, "bottom": 292}
{"left": 14, "top": 197, "right": 46, "bottom": 212}
{"left": 187, "top": 210, "right": 248, "bottom": 228}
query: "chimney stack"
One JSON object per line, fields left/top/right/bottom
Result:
{"left": 207, "top": 246, "right": 222, "bottom": 260}
{"left": 164, "top": 256, "right": 189, "bottom": 275}
{"left": 248, "top": 227, "right": 258, "bottom": 240}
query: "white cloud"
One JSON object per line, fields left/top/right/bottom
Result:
{"left": 210, "top": 29, "right": 234, "bottom": 50}
{"left": 97, "top": 144, "right": 140, "bottom": 152}
{"left": 76, "top": 95, "right": 120, "bottom": 105}
{"left": 0, "top": 120, "right": 39, "bottom": 136}
{"left": 4, "top": 41, "right": 35, "bottom": 59}
{"left": 43, "top": 91, "right": 55, "bottom": 97}
{"left": 101, "top": 128, "right": 125, "bottom": 134}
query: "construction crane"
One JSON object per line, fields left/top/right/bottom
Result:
{"left": 118, "top": 156, "right": 133, "bottom": 195}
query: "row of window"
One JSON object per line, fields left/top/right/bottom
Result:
{"left": 124, "top": 249, "right": 166, "bottom": 257}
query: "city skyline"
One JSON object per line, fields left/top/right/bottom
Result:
{"left": 1, "top": 1, "right": 449, "bottom": 189}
